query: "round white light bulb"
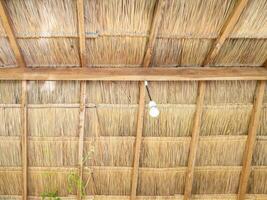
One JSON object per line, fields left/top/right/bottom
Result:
{"left": 149, "top": 101, "right": 160, "bottom": 118}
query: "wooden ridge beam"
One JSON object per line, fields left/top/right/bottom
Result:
{"left": 1, "top": 67, "right": 267, "bottom": 81}
{"left": 238, "top": 81, "right": 266, "bottom": 200}
{"left": 203, "top": 0, "right": 249, "bottom": 65}
{"left": 77, "top": 0, "right": 86, "bottom": 68}
{"left": 142, "top": 0, "right": 165, "bottom": 68}
{"left": 184, "top": 1, "right": 250, "bottom": 198}
{"left": 77, "top": 81, "right": 86, "bottom": 200}
{"left": 0, "top": 1, "right": 26, "bottom": 68}
{"left": 238, "top": 62, "right": 267, "bottom": 200}
{"left": 76, "top": 0, "right": 86, "bottom": 199}
{"left": 130, "top": 82, "right": 146, "bottom": 200}
{"left": 21, "top": 81, "right": 28, "bottom": 200}
{"left": 131, "top": 1, "right": 166, "bottom": 199}
{"left": 183, "top": 81, "right": 206, "bottom": 200}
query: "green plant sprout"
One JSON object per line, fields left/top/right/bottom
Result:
{"left": 40, "top": 144, "right": 95, "bottom": 199}
{"left": 41, "top": 191, "right": 61, "bottom": 200}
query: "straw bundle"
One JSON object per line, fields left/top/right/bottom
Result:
{"left": 28, "top": 108, "right": 79, "bottom": 137}
{"left": 137, "top": 169, "right": 186, "bottom": 195}
{"left": 144, "top": 105, "right": 195, "bottom": 137}
{"left": 0, "top": 140, "right": 21, "bottom": 167}
{"left": 87, "top": 81, "right": 139, "bottom": 104}
{"left": 84, "top": 137, "right": 134, "bottom": 167}
{"left": 253, "top": 138, "right": 267, "bottom": 166}
{"left": 28, "top": 141, "right": 71, "bottom": 167}
{"left": 84, "top": 168, "right": 131, "bottom": 195}
{"left": 85, "top": 0, "right": 156, "bottom": 34}
{"left": 200, "top": 105, "right": 252, "bottom": 136}
{"left": 0, "top": 171, "right": 22, "bottom": 195}
{"left": 0, "top": 81, "right": 21, "bottom": 104}
{"left": 0, "top": 38, "right": 16, "bottom": 67}
{"left": 148, "top": 81, "right": 198, "bottom": 104}
{"left": 152, "top": 39, "right": 212, "bottom": 67}
{"left": 158, "top": 0, "right": 236, "bottom": 37}
{"left": 248, "top": 168, "right": 267, "bottom": 194}
{"left": 86, "top": 37, "right": 146, "bottom": 67}
{"left": 213, "top": 39, "right": 267, "bottom": 66}
{"left": 196, "top": 136, "right": 246, "bottom": 166}
{"left": 18, "top": 39, "right": 80, "bottom": 67}
{"left": 28, "top": 81, "right": 80, "bottom": 104}
{"left": 140, "top": 138, "right": 190, "bottom": 168}
{"left": 258, "top": 105, "right": 267, "bottom": 136}
{"left": 231, "top": 0, "right": 267, "bottom": 38}
{"left": 85, "top": 106, "right": 138, "bottom": 137}
{"left": 4, "top": 0, "right": 77, "bottom": 37}
{"left": 205, "top": 81, "right": 257, "bottom": 104}
{"left": 192, "top": 168, "right": 241, "bottom": 194}
{"left": 28, "top": 171, "right": 72, "bottom": 196}
{"left": 0, "top": 108, "right": 21, "bottom": 136}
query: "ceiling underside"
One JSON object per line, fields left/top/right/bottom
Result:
{"left": 0, "top": 0, "right": 267, "bottom": 200}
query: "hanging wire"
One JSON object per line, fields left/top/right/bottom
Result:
{"left": 145, "top": 81, "right": 152, "bottom": 101}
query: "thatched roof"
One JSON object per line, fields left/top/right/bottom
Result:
{"left": 0, "top": 0, "right": 267, "bottom": 200}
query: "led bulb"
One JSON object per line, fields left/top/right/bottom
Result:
{"left": 149, "top": 101, "right": 159, "bottom": 118}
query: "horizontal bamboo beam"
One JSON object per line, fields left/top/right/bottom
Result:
{"left": 1, "top": 67, "right": 267, "bottom": 81}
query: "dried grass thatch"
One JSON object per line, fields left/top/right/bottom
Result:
{"left": 86, "top": 37, "right": 146, "bottom": 67}
{"left": 84, "top": 137, "right": 134, "bottom": 167}
{"left": 28, "top": 140, "right": 78, "bottom": 167}
{"left": 152, "top": 39, "right": 212, "bottom": 67}
{"left": 137, "top": 169, "right": 186, "bottom": 196}
{"left": 200, "top": 105, "right": 252, "bottom": 136}
{"left": 192, "top": 167, "right": 241, "bottom": 194}
{"left": 27, "top": 81, "right": 80, "bottom": 104}
{"left": 148, "top": 81, "right": 198, "bottom": 104}
{"left": 28, "top": 108, "right": 79, "bottom": 137}
{"left": 28, "top": 170, "right": 74, "bottom": 196}
{"left": 140, "top": 137, "right": 190, "bottom": 168}
{"left": 84, "top": 168, "right": 131, "bottom": 195}
{"left": 143, "top": 105, "right": 195, "bottom": 137}
{"left": 158, "top": 0, "right": 236, "bottom": 38}
{"left": 196, "top": 136, "right": 246, "bottom": 166}
{"left": 87, "top": 81, "right": 139, "bottom": 104}
{"left": 204, "top": 81, "right": 257, "bottom": 104}
{"left": 248, "top": 168, "right": 267, "bottom": 194}
{"left": 84, "top": 0, "right": 156, "bottom": 34}
{"left": 258, "top": 105, "right": 267, "bottom": 136}
{"left": 0, "top": 38, "right": 16, "bottom": 68}
{"left": 18, "top": 39, "right": 80, "bottom": 67}
{"left": 213, "top": 39, "right": 267, "bottom": 66}
{"left": 231, "top": 0, "right": 267, "bottom": 38}
{"left": 0, "top": 108, "right": 21, "bottom": 136}
{"left": 0, "top": 140, "right": 21, "bottom": 166}
{"left": 85, "top": 106, "right": 138, "bottom": 137}
{"left": 0, "top": 170, "right": 22, "bottom": 195}
{"left": 253, "top": 137, "right": 267, "bottom": 166}
{"left": 4, "top": 0, "right": 77, "bottom": 37}
{"left": 0, "top": 81, "right": 21, "bottom": 104}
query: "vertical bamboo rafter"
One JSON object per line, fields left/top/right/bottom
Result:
{"left": 183, "top": 1, "right": 249, "bottom": 199}
{"left": 0, "top": 1, "right": 28, "bottom": 200}
{"left": 77, "top": 0, "right": 86, "bottom": 199}
{"left": 130, "top": 1, "right": 165, "bottom": 199}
